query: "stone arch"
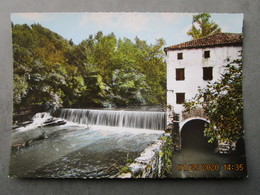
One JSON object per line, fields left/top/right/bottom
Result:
{"left": 180, "top": 118, "right": 217, "bottom": 152}
{"left": 179, "top": 117, "right": 209, "bottom": 132}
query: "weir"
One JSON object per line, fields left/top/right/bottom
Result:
{"left": 56, "top": 108, "right": 166, "bottom": 130}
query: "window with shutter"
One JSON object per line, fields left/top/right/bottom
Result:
{"left": 203, "top": 67, "right": 213, "bottom": 80}
{"left": 176, "top": 93, "right": 185, "bottom": 104}
{"left": 204, "top": 50, "right": 210, "bottom": 58}
{"left": 177, "top": 52, "right": 183, "bottom": 60}
{"left": 176, "top": 68, "right": 185, "bottom": 80}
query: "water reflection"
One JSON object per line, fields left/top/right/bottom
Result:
{"left": 171, "top": 120, "right": 247, "bottom": 178}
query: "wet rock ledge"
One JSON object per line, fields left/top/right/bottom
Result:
{"left": 118, "top": 134, "right": 171, "bottom": 178}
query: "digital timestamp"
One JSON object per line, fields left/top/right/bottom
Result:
{"left": 177, "top": 164, "right": 245, "bottom": 172}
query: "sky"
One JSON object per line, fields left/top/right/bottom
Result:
{"left": 11, "top": 12, "right": 243, "bottom": 47}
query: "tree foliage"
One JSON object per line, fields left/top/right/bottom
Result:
{"left": 12, "top": 23, "right": 166, "bottom": 112}
{"left": 184, "top": 57, "right": 243, "bottom": 143}
{"left": 187, "top": 13, "right": 221, "bottom": 39}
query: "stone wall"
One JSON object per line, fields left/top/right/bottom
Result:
{"left": 118, "top": 135, "right": 170, "bottom": 178}
{"left": 182, "top": 107, "right": 206, "bottom": 121}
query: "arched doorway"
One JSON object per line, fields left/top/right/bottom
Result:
{"left": 181, "top": 119, "right": 217, "bottom": 152}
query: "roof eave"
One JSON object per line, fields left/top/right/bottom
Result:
{"left": 164, "top": 42, "right": 242, "bottom": 53}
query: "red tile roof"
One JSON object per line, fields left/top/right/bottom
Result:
{"left": 164, "top": 33, "right": 242, "bottom": 53}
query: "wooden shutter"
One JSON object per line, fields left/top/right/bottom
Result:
{"left": 177, "top": 53, "right": 183, "bottom": 60}
{"left": 176, "top": 93, "right": 185, "bottom": 104}
{"left": 203, "top": 67, "right": 213, "bottom": 80}
{"left": 176, "top": 68, "right": 185, "bottom": 80}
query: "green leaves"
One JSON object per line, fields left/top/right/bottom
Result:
{"left": 187, "top": 13, "right": 221, "bottom": 40}
{"left": 184, "top": 57, "right": 243, "bottom": 143}
{"left": 13, "top": 24, "right": 166, "bottom": 111}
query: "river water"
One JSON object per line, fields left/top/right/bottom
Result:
{"left": 9, "top": 108, "right": 247, "bottom": 178}
{"left": 171, "top": 148, "right": 247, "bottom": 178}
{"left": 171, "top": 120, "right": 247, "bottom": 178}
{"left": 9, "top": 108, "right": 165, "bottom": 178}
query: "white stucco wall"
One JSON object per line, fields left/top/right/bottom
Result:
{"left": 166, "top": 46, "right": 242, "bottom": 119}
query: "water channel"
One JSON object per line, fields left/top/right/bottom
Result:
{"left": 171, "top": 120, "right": 247, "bottom": 178}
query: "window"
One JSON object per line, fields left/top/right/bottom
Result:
{"left": 176, "top": 68, "right": 185, "bottom": 80}
{"left": 204, "top": 50, "right": 210, "bottom": 58}
{"left": 203, "top": 67, "right": 213, "bottom": 80}
{"left": 177, "top": 53, "right": 183, "bottom": 60}
{"left": 176, "top": 93, "right": 185, "bottom": 104}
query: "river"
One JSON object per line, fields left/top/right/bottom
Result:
{"left": 9, "top": 108, "right": 165, "bottom": 178}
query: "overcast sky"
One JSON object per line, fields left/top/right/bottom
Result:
{"left": 11, "top": 12, "right": 243, "bottom": 47}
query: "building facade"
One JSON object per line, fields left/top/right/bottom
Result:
{"left": 164, "top": 33, "right": 243, "bottom": 123}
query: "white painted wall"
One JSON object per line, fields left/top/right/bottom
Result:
{"left": 166, "top": 46, "right": 242, "bottom": 119}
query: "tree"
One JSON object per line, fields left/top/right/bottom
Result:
{"left": 187, "top": 13, "right": 221, "bottom": 39}
{"left": 12, "top": 24, "right": 167, "bottom": 111}
{"left": 12, "top": 24, "right": 72, "bottom": 111}
{"left": 184, "top": 56, "right": 243, "bottom": 144}
{"left": 133, "top": 37, "right": 166, "bottom": 106}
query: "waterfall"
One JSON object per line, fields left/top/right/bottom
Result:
{"left": 56, "top": 108, "right": 166, "bottom": 130}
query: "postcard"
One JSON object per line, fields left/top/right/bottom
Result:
{"left": 9, "top": 12, "right": 247, "bottom": 178}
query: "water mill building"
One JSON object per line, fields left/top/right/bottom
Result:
{"left": 164, "top": 33, "right": 243, "bottom": 151}
{"left": 165, "top": 33, "right": 242, "bottom": 121}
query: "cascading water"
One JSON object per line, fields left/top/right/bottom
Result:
{"left": 10, "top": 108, "right": 166, "bottom": 178}
{"left": 56, "top": 108, "right": 166, "bottom": 130}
